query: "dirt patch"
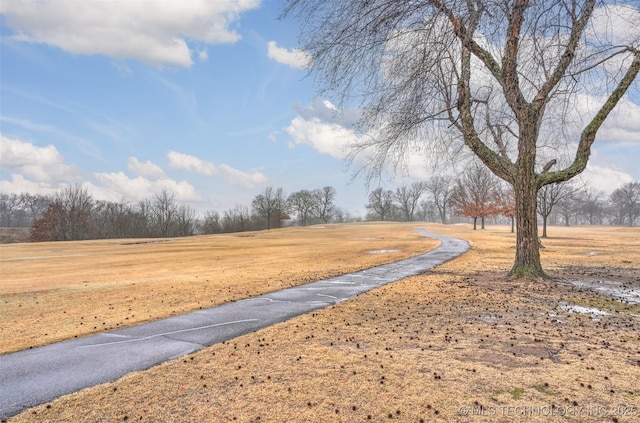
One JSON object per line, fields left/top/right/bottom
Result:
{"left": 6, "top": 224, "right": 640, "bottom": 422}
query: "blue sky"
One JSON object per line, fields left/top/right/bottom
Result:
{"left": 1, "top": 0, "right": 639, "bottom": 217}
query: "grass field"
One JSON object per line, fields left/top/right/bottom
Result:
{"left": 0, "top": 223, "right": 436, "bottom": 355}
{"left": 2, "top": 223, "right": 640, "bottom": 422}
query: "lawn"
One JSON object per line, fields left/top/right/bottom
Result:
{"left": 3, "top": 223, "right": 639, "bottom": 422}
{"left": 0, "top": 223, "right": 436, "bottom": 355}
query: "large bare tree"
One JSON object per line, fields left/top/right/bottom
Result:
{"left": 610, "top": 181, "right": 640, "bottom": 226}
{"left": 252, "top": 186, "right": 289, "bottom": 230}
{"left": 313, "top": 186, "right": 337, "bottom": 223}
{"left": 252, "top": 186, "right": 277, "bottom": 230}
{"left": 394, "top": 182, "right": 426, "bottom": 221}
{"left": 152, "top": 188, "right": 179, "bottom": 238}
{"left": 575, "top": 187, "right": 605, "bottom": 225}
{"left": 425, "top": 175, "right": 454, "bottom": 224}
{"left": 288, "top": 189, "right": 317, "bottom": 226}
{"left": 286, "top": 0, "right": 640, "bottom": 278}
{"left": 537, "top": 180, "right": 579, "bottom": 237}
{"left": 449, "top": 162, "right": 500, "bottom": 230}
{"left": 366, "top": 187, "right": 395, "bottom": 221}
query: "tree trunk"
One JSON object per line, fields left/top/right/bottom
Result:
{"left": 510, "top": 180, "right": 546, "bottom": 278}
{"left": 473, "top": 217, "right": 477, "bottom": 230}
{"left": 481, "top": 216, "right": 485, "bottom": 229}
{"left": 511, "top": 216, "right": 515, "bottom": 233}
{"left": 541, "top": 215, "right": 548, "bottom": 238}
{"left": 439, "top": 207, "right": 447, "bottom": 224}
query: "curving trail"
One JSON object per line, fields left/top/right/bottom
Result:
{"left": 0, "top": 229, "right": 468, "bottom": 419}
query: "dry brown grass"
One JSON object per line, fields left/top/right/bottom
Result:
{"left": 5, "top": 223, "right": 640, "bottom": 423}
{"left": 0, "top": 222, "right": 435, "bottom": 354}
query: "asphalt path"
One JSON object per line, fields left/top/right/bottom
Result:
{"left": 0, "top": 229, "right": 469, "bottom": 419}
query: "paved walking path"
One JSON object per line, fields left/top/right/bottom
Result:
{"left": 0, "top": 229, "right": 468, "bottom": 419}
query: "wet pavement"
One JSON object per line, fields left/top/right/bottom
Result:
{"left": 0, "top": 229, "right": 469, "bottom": 419}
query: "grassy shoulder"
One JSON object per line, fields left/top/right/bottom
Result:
{"left": 6, "top": 224, "right": 640, "bottom": 422}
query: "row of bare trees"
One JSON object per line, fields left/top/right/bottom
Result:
{"left": 365, "top": 167, "right": 640, "bottom": 234}
{"left": 544, "top": 181, "right": 640, "bottom": 228}
{"left": 365, "top": 164, "right": 516, "bottom": 230}
{"left": 1, "top": 177, "right": 638, "bottom": 242}
{"left": 27, "top": 187, "right": 198, "bottom": 241}
{"left": 2, "top": 184, "right": 346, "bottom": 242}
{"left": 199, "top": 186, "right": 343, "bottom": 234}
{"left": 0, "top": 193, "right": 51, "bottom": 228}
{"left": 365, "top": 178, "right": 455, "bottom": 223}
{"left": 366, "top": 165, "right": 514, "bottom": 229}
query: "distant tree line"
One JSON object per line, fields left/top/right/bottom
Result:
{"left": 202, "top": 185, "right": 352, "bottom": 234}
{"left": 1, "top": 177, "right": 638, "bottom": 242}
{"left": 25, "top": 187, "right": 199, "bottom": 241}
{"left": 543, "top": 181, "right": 640, "bottom": 228}
{"left": 364, "top": 166, "right": 515, "bottom": 229}
{"left": 365, "top": 169, "right": 640, "bottom": 233}
{"left": 0, "top": 184, "right": 355, "bottom": 242}
{"left": 0, "top": 193, "right": 50, "bottom": 228}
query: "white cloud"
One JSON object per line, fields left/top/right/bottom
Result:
{"left": 217, "top": 163, "right": 266, "bottom": 187}
{"left": 597, "top": 96, "right": 640, "bottom": 143}
{"left": 554, "top": 92, "right": 640, "bottom": 145}
{"left": 91, "top": 171, "right": 200, "bottom": 203}
{"left": 286, "top": 98, "right": 424, "bottom": 178}
{"left": 267, "top": 41, "right": 311, "bottom": 69}
{"left": 0, "top": 0, "right": 260, "bottom": 68}
{"left": 0, "top": 134, "right": 82, "bottom": 183}
{"left": 167, "top": 151, "right": 217, "bottom": 175}
{"left": 0, "top": 174, "right": 62, "bottom": 196}
{"left": 127, "top": 157, "right": 166, "bottom": 180}
{"left": 588, "top": 4, "right": 640, "bottom": 47}
{"left": 167, "top": 150, "right": 266, "bottom": 188}
{"left": 293, "top": 98, "right": 361, "bottom": 127}
{"left": 286, "top": 116, "right": 358, "bottom": 160}
{"left": 0, "top": 135, "right": 202, "bottom": 204}
{"left": 581, "top": 163, "right": 634, "bottom": 194}
{"left": 286, "top": 98, "right": 363, "bottom": 160}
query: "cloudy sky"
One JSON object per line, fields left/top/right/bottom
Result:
{"left": 1, "top": 0, "right": 639, "bottom": 216}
